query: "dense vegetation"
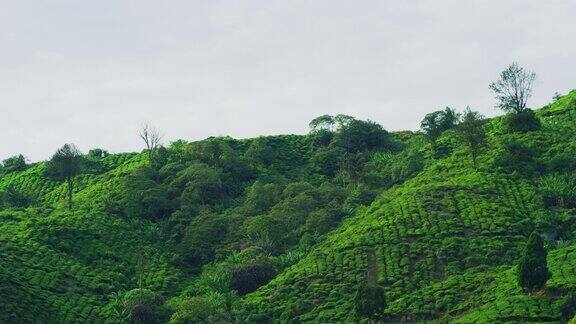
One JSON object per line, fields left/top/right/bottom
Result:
{"left": 1, "top": 87, "right": 576, "bottom": 322}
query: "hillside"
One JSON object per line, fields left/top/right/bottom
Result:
{"left": 1, "top": 90, "right": 576, "bottom": 323}
{"left": 242, "top": 91, "right": 576, "bottom": 322}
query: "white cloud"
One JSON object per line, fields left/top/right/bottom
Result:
{"left": 0, "top": 0, "right": 574, "bottom": 161}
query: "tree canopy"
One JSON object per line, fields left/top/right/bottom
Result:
{"left": 45, "top": 144, "right": 83, "bottom": 209}
{"left": 489, "top": 62, "right": 536, "bottom": 113}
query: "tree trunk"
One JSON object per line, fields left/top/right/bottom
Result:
{"left": 67, "top": 176, "right": 73, "bottom": 210}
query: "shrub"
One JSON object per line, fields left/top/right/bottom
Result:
{"left": 494, "top": 139, "right": 542, "bottom": 175}
{"left": 310, "top": 147, "right": 345, "bottom": 177}
{"left": 540, "top": 174, "right": 576, "bottom": 208}
{"left": 0, "top": 185, "right": 31, "bottom": 208}
{"left": 243, "top": 214, "right": 285, "bottom": 252}
{"left": 505, "top": 109, "right": 541, "bottom": 132}
{"left": 180, "top": 211, "right": 228, "bottom": 267}
{"left": 304, "top": 207, "right": 340, "bottom": 236}
{"left": 517, "top": 233, "right": 551, "bottom": 291}
{"left": 364, "top": 149, "right": 425, "bottom": 188}
{"left": 560, "top": 293, "right": 576, "bottom": 322}
{"left": 120, "top": 167, "right": 172, "bottom": 219}
{"left": 172, "top": 163, "right": 223, "bottom": 212}
{"left": 344, "top": 184, "right": 377, "bottom": 211}
{"left": 230, "top": 262, "right": 276, "bottom": 295}
{"left": 242, "top": 181, "right": 283, "bottom": 215}
{"left": 354, "top": 283, "right": 386, "bottom": 319}
{"left": 119, "top": 288, "right": 165, "bottom": 324}
{"left": 169, "top": 296, "right": 217, "bottom": 324}
{"left": 546, "top": 152, "right": 576, "bottom": 172}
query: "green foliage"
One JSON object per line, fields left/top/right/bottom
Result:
{"left": 0, "top": 184, "right": 31, "bottom": 208}
{"left": 420, "top": 107, "right": 459, "bottom": 151}
{"left": 333, "top": 118, "right": 391, "bottom": 153}
{"left": 309, "top": 128, "right": 334, "bottom": 149}
{"left": 180, "top": 211, "right": 228, "bottom": 267}
{"left": 1, "top": 154, "right": 28, "bottom": 174}
{"left": 505, "top": 108, "right": 541, "bottom": 132}
{"left": 494, "top": 138, "right": 542, "bottom": 175}
{"left": 118, "top": 167, "right": 172, "bottom": 219}
{"left": 175, "top": 163, "right": 224, "bottom": 212}
{"left": 457, "top": 108, "right": 486, "bottom": 167}
{"left": 309, "top": 114, "right": 336, "bottom": 132}
{"left": 354, "top": 283, "right": 386, "bottom": 319}
{"left": 44, "top": 144, "right": 83, "bottom": 181}
{"left": 105, "top": 288, "right": 166, "bottom": 323}
{"left": 310, "top": 146, "right": 344, "bottom": 177}
{"left": 87, "top": 148, "right": 110, "bottom": 159}
{"left": 230, "top": 262, "right": 276, "bottom": 295}
{"left": 168, "top": 296, "right": 217, "bottom": 323}
{"left": 45, "top": 144, "right": 83, "bottom": 209}
{"left": 2, "top": 92, "right": 576, "bottom": 323}
{"left": 540, "top": 173, "right": 576, "bottom": 208}
{"left": 364, "top": 149, "right": 425, "bottom": 188}
{"left": 517, "top": 233, "right": 551, "bottom": 291}
{"left": 242, "top": 181, "right": 283, "bottom": 215}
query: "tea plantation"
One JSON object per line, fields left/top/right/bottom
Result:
{"left": 1, "top": 91, "right": 576, "bottom": 322}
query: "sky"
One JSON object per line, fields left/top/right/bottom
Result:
{"left": 0, "top": 1, "right": 574, "bottom": 162}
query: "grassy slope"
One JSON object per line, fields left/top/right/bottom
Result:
{"left": 0, "top": 154, "right": 182, "bottom": 322}
{"left": 0, "top": 91, "right": 575, "bottom": 322}
{"left": 242, "top": 91, "right": 576, "bottom": 322}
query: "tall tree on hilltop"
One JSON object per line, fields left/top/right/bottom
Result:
{"left": 517, "top": 232, "right": 551, "bottom": 291}
{"left": 309, "top": 114, "right": 336, "bottom": 132}
{"left": 139, "top": 123, "right": 163, "bottom": 166}
{"left": 420, "top": 107, "right": 460, "bottom": 153}
{"left": 457, "top": 108, "right": 486, "bottom": 168}
{"left": 489, "top": 62, "right": 536, "bottom": 113}
{"left": 46, "top": 144, "right": 83, "bottom": 210}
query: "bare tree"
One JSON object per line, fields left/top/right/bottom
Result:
{"left": 139, "top": 123, "right": 163, "bottom": 165}
{"left": 489, "top": 62, "right": 536, "bottom": 113}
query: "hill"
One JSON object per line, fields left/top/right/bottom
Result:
{"left": 1, "top": 90, "right": 576, "bottom": 323}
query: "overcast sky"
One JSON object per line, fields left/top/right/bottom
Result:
{"left": 0, "top": 1, "right": 574, "bottom": 161}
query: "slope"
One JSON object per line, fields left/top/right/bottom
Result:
{"left": 241, "top": 90, "right": 576, "bottom": 322}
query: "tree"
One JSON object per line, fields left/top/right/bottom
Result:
{"left": 120, "top": 167, "right": 172, "bottom": 219}
{"left": 175, "top": 163, "right": 224, "bottom": 212}
{"left": 334, "top": 119, "right": 390, "bottom": 153}
{"left": 46, "top": 144, "right": 83, "bottom": 210}
{"left": 334, "top": 114, "right": 355, "bottom": 129}
{"left": 420, "top": 107, "right": 459, "bottom": 151}
{"left": 489, "top": 62, "right": 536, "bottom": 113}
{"left": 517, "top": 232, "right": 551, "bottom": 291}
{"left": 180, "top": 211, "right": 228, "bottom": 266}
{"left": 553, "top": 92, "right": 563, "bottom": 102}
{"left": 457, "top": 108, "right": 486, "bottom": 168}
{"left": 139, "top": 123, "right": 163, "bottom": 165}
{"left": 87, "top": 148, "right": 109, "bottom": 159}
{"left": 1, "top": 154, "right": 28, "bottom": 174}
{"left": 309, "top": 114, "right": 335, "bottom": 132}
{"left": 0, "top": 185, "right": 31, "bottom": 208}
